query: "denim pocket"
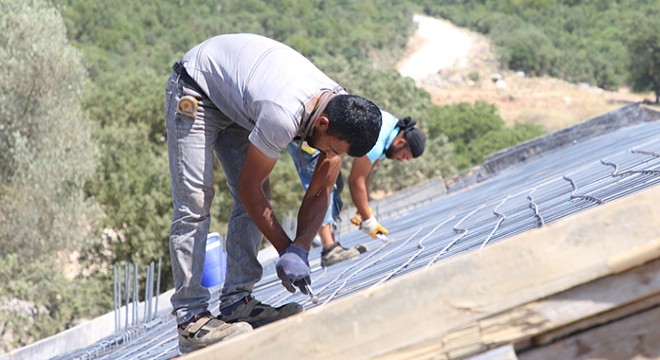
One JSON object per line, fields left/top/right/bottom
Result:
{"left": 165, "top": 82, "right": 193, "bottom": 134}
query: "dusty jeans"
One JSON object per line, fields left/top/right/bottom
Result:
{"left": 165, "top": 71, "right": 265, "bottom": 324}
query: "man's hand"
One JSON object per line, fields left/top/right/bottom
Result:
{"left": 275, "top": 244, "right": 311, "bottom": 294}
{"left": 360, "top": 216, "right": 389, "bottom": 239}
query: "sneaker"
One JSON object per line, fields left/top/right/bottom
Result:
{"left": 321, "top": 244, "right": 367, "bottom": 267}
{"left": 178, "top": 311, "right": 252, "bottom": 354}
{"left": 220, "top": 296, "right": 303, "bottom": 328}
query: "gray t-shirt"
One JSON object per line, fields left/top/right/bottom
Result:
{"left": 180, "top": 33, "right": 344, "bottom": 159}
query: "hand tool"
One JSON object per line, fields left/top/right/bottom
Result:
{"left": 376, "top": 233, "right": 391, "bottom": 243}
{"left": 303, "top": 278, "right": 319, "bottom": 304}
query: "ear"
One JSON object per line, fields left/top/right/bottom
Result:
{"left": 394, "top": 132, "right": 407, "bottom": 147}
{"left": 316, "top": 114, "right": 330, "bottom": 129}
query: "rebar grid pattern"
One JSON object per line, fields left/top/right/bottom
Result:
{"left": 57, "top": 121, "right": 660, "bottom": 360}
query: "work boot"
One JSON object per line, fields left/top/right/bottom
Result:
{"left": 321, "top": 244, "right": 367, "bottom": 267}
{"left": 220, "top": 296, "right": 303, "bottom": 328}
{"left": 177, "top": 311, "right": 252, "bottom": 354}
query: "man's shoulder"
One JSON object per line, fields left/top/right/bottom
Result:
{"left": 380, "top": 110, "right": 398, "bottom": 124}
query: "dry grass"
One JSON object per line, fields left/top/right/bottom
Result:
{"left": 421, "top": 76, "right": 652, "bottom": 132}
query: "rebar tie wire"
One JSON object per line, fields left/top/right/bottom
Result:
{"left": 480, "top": 195, "right": 511, "bottom": 249}
{"left": 526, "top": 188, "right": 546, "bottom": 228}
{"left": 374, "top": 215, "right": 457, "bottom": 287}
{"left": 631, "top": 149, "right": 660, "bottom": 158}
{"left": 562, "top": 175, "right": 604, "bottom": 204}
{"left": 426, "top": 204, "right": 486, "bottom": 268}
{"left": 317, "top": 231, "right": 416, "bottom": 306}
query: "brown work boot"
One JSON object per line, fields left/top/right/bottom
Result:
{"left": 321, "top": 244, "right": 367, "bottom": 267}
{"left": 177, "top": 311, "right": 252, "bottom": 354}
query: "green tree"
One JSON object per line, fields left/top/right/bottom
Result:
{"left": 427, "top": 101, "right": 503, "bottom": 142}
{"left": 0, "top": 0, "right": 103, "bottom": 351}
{"left": 426, "top": 101, "right": 545, "bottom": 169}
{"left": 495, "top": 25, "right": 557, "bottom": 76}
{"left": 418, "top": 0, "right": 657, "bottom": 91}
{"left": 0, "top": 0, "right": 100, "bottom": 262}
{"left": 626, "top": 14, "right": 660, "bottom": 103}
{"left": 82, "top": 68, "right": 172, "bottom": 279}
{"left": 469, "top": 122, "right": 545, "bottom": 162}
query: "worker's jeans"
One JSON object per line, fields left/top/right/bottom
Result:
{"left": 165, "top": 72, "right": 265, "bottom": 324}
{"left": 287, "top": 140, "right": 343, "bottom": 226}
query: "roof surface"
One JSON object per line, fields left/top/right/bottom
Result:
{"left": 37, "top": 105, "right": 660, "bottom": 359}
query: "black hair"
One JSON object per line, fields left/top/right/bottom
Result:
{"left": 323, "top": 94, "right": 382, "bottom": 157}
{"left": 396, "top": 117, "right": 426, "bottom": 158}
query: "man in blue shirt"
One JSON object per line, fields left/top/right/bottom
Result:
{"left": 288, "top": 111, "right": 426, "bottom": 266}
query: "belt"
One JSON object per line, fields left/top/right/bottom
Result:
{"left": 172, "top": 62, "right": 205, "bottom": 95}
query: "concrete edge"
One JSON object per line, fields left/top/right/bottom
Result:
{"left": 1, "top": 288, "right": 174, "bottom": 360}
{"left": 3, "top": 244, "right": 281, "bottom": 360}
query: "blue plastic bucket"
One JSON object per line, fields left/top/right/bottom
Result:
{"left": 201, "top": 232, "right": 226, "bottom": 288}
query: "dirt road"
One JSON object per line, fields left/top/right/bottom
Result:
{"left": 397, "top": 15, "right": 650, "bottom": 131}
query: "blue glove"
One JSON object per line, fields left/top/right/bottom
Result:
{"left": 275, "top": 244, "right": 311, "bottom": 294}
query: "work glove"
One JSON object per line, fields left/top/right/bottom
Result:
{"left": 275, "top": 244, "right": 311, "bottom": 294}
{"left": 350, "top": 212, "right": 363, "bottom": 227}
{"left": 350, "top": 208, "right": 373, "bottom": 227}
{"left": 360, "top": 216, "right": 389, "bottom": 239}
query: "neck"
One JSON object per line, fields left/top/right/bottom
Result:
{"left": 298, "top": 87, "right": 342, "bottom": 141}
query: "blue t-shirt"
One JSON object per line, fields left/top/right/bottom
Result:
{"left": 366, "top": 110, "right": 399, "bottom": 164}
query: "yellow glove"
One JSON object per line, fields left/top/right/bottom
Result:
{"left": 360, "top": 216, "right": 389, "bottom": 239}
{"left": 351, "top": 207, "right": 373, "bottom": 227}
{"left": 351, "top": 212, "right": 363, "bottom": 227}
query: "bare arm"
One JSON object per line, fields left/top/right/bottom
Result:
{"left": 238, "top": 144, "right": 292, "bottom": 252}
{"left": 294, "top": 152, "right": 343, "bottom": 250}
{"left": 348, "top": 156, "right": 378, "bottom": 219}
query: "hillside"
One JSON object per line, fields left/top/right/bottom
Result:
{"left": 397, "top": 15, "right": 651, "bottom": 132}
